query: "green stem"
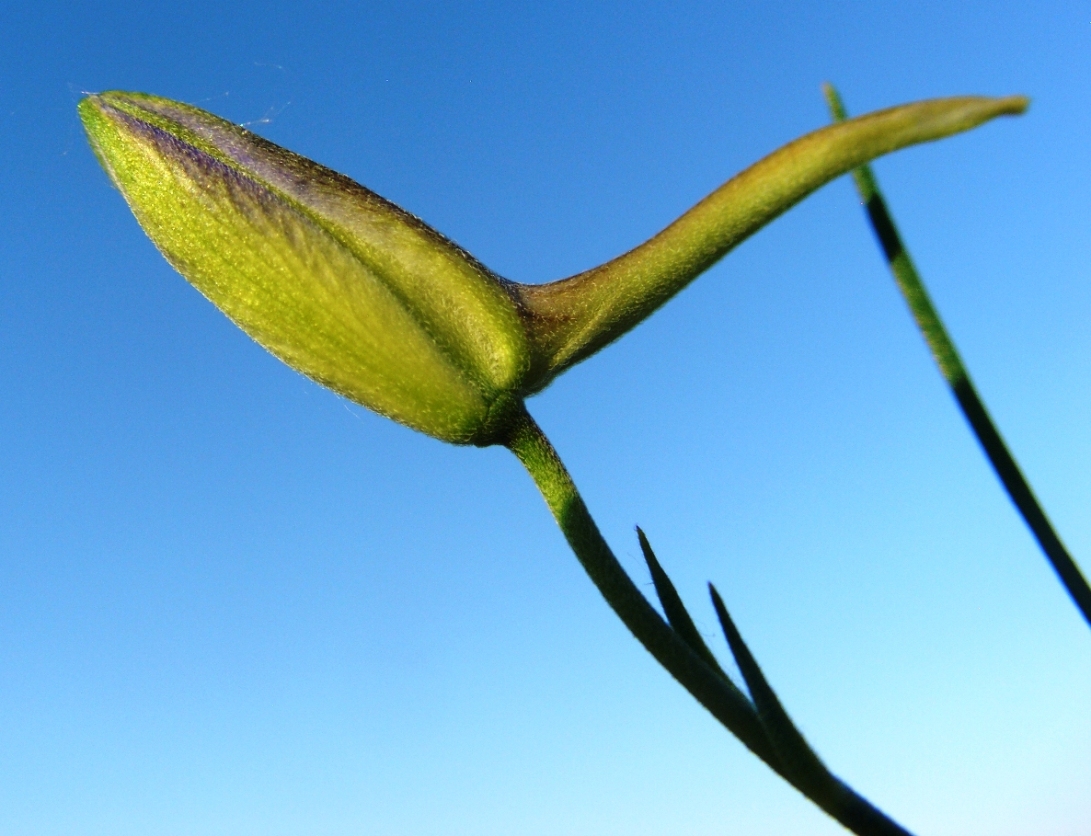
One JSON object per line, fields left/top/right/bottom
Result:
{"left": 516, "top": 95, "right": 1027, "bottom": 388}
{"left": 504, "top": 405, "right": 914, "bottom": 836}
{"left": 824, "top": 83, "right": 1091, "bottom": 630}
{"left": 503, "top": 408, "right": 771, "bottom": 759}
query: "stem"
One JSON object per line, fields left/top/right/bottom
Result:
{"left": 504, "top": 405, "right": 914, "bottom": 836}
{"left": 824, "top": 83, "right": 1091, "bottom": 630}
{"left": 516, "top": 95, "right": 1027, "bottom": 388}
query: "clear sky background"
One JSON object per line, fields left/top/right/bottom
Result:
{"left": 2, "top": 3, "right": 1089, "bottom": 835}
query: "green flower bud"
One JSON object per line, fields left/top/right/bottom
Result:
{"left": 81, "top": 91, "right": 1025, "bottom": 444}
{"left": 79, "top": 91, "right": 531, "bottom": 445}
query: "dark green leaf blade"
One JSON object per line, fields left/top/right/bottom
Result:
{"left": 636, "top": 527, "right": 729, "bottom": 678}
{"left": 823, "top": 82, "right": 1091, "bottom": 631}
{"left": 708, "top": 584, "right": 831, "bottom": 795}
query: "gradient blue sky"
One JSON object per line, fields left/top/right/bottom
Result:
{"left": 2, "top": 3, "right": 1089, "bottom": 834}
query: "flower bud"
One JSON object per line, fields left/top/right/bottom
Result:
{"left": 82, "top": 91, "right": 1026, "bottom": 442}
{"left": 79, "top": 91, "right": 531, "bottom": 445}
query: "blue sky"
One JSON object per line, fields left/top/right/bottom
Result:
{"left": 2, "top": 3, "right": 1089, "bottom": 834}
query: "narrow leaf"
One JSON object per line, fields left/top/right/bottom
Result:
{"left": 823, "top": 83, "right": 1091, "bottom": 631}
{"left": 709, "top": 584, "right": 835, "bottom": 797}
{"left": 636, "top": 527, "right": 729, "bottom": 678}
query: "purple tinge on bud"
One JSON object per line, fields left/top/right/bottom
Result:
{"left": 80, "top": 91, "right": 531, "bottom": 445}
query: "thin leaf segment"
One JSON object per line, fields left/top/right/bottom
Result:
{"left": 823, "top": 83, "right": 1091, "bottom": 629}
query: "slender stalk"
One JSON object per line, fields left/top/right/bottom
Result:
{"left": 515, "top": 95, "right": 1027, "bottom": 386}
{"left": 823, "top": 83, "right": 1091, "bottom": 630}
{"left": 504, "top": 405, "right": 914, "bottom": 836}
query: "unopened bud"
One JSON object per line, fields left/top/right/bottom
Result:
{"left": 80, "top": 91, "right": 530, "bottom": 445}
{"left": 81, "top": 91, "right": 1027, "bottom": 442}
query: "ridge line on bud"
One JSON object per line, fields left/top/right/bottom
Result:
{"left": 80, "top": 91, "right": 532, "bottom": 446}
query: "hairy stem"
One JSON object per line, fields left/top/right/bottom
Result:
{"left": 504, "top": 406, "right": 914, "bottom": 836}
{"left": 516, "top": 95, "right": 1028, "bottom": 388}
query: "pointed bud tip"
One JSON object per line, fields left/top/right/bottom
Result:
{"left": 997, "top": 94, "right": 1030, "bottom": 115}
